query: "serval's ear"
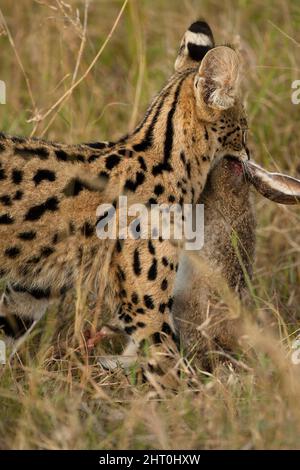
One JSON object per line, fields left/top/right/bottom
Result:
{"left": 196, "top": 45, "right": 240, "bottom": 110}
{"left": 174, "top": 20, "right": 215, "bottom": 72}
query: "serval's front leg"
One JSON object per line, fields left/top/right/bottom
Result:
{"left": 100, "top": 238, "right": 191, "bottom": 388}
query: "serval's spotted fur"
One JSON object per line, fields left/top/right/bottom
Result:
{"left": 0, "top": 21, "right": 249, "bottom": 386}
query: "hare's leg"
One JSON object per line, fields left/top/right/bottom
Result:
{"left": 0, "top": 282, "right": 51, "bottom": 356}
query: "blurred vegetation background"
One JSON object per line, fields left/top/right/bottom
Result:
{"left": 0, "top": 0, "right": 300, "bottom": 450}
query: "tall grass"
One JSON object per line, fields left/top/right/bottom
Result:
{"left": 0, "top": 0, "right": 300, "bottom": 449}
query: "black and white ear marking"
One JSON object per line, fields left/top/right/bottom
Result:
{"left": 175, "top": 20, "right": 215, "bottom": 72}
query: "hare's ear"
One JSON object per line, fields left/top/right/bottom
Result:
{"left": 174, "top": 21, "right": 215, "bottom": 72}
{"left": 246, "top": 161, "right": 300, "bottom": 204}
{"left": 196, "top": 46, "right": 240, "bottom": 110}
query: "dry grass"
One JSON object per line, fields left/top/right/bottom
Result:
{"left": 0, "top": 0, "right": 300, "bottom": 450}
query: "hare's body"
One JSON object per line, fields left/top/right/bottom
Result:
{"left": 174, "top": 157, "right": 256, "bottom": 367}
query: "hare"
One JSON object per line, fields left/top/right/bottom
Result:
{"left": 173, "top": 156, "right": 300, "bottom": 369}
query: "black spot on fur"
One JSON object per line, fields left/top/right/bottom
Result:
{"left": 29, "top": 286, "right": 51, "bottom": 299}
{"left": 161, "top": 279, "right": 168, "bottom": 291}
{"left": 18, "top": 231, "right": 36, "bottom": 241}
{"left": 148, "top": 240, "right": 155, "bottom": 255}
{"left": 60, "top": 285, "right": 70, "bottom": 296}
{"left": 118, "top": 149, "right": 133, "bottom": 158}
{"left": 0, "top": 195, "right": 11, "bottom": 206}
{"left": 117, "top": 265, "right": 126, "bottom": 282}
{"left": 152, "top": 162, "right": 173, "bottom": 176}
{"left": 159, "top": 303, "right": 166, "bottom": 313}
{"left": 138, "top": 156, "right": 147, "bottom": 171}
{"left": 148, "top": 258, "right": 157, "bottom": 281}
{"left": 124, "top": 314, "right": 133, "bottom": 324}
{"left": 162, "top": 257, "right": 168, "bottom": 266}
{"left": 14, "top": 146, "right": 49, "bottom": 160}
{"left": 63, "top": 179, "right": 84, "bottom": 197}
{"left": 81, "top": 222, "right": 94, "bottom": 238}
{"left": 12, "top": 169, "right": 23, "bottom": 184}
{"left": 131, "top": 292, "right": 139, "bottom": 305}
{"left": 167, "top": 297, "right": 174, "bottom": 310}
{"left": 84, "top": 141, "right": 108, "bottom": 150}
{"left": 186, "top": 161, "right": 191, "bottom": 179}
{"left": 136, "top": 308, "right": 145, "bottom": 314}
{"left": 125, "top": 325, "right": 137, "bottom": 335}
{"left": 168, "top": 195, "right": 175, "bottom": 203}
{"left": 120, "top": 289, "right": 127, "bottom": 298}
{"left": 133, "top": 248, "right": 141, "bottom": 276}
{"left": 40, "top": 246, "right": 54, "bottom": 258}
{"left": 52, "top": 233, "right": 59, "bottom": 244}
{"left": 154, "top": 184, "right": 164, "bottom": 196}
{"left": 11, "top": 283, "right": 51, "bottom": 299}
{"left": 180, "top": 151, "right": 186, "bottom": 165}
{"left": 13, "top": 190, "right": 23, "bottom": 200}
{"left": 148, "top": 197, "right": 157, "bottom": 205}
{"left": 26, "top": 255, "right": 41, "bottom": 265}
{"left": 5, "top": 246, "right": 21, "bottom": 258}
{"left": 55, "top": 150, "right": 84, "bottom": 163}
{"left": 105, "top": 154, "right": 121, "bottom": 170}
{"left": 33, "top": 169, "right": 56, "bottom": 186}
{"left": 87, "top": 154, "right": 101, "bottom": 163}
{"left": 144, "top": 295, "right": 155, "bottom": 310}
{"left": 124, "top": 171, "right": 145, "bottom": 192}
{"left": 0, "top": 214, "right": 14, "bottom": 224}
{"left": 0, "top": 169, "right": 6, "bottom": 180}
{"left": 25, "top": 197, "right": 59, "bottom": 221}
{"left": 116, "top": 239, "right": 123, "bottom": 252}
{"left": 63, "top": 175, "right": 104, "bottom": 197}
{"left": 152, "top": 332, "right": 162, "bottom": 344}
{"left": 162, "top": 322, "right": 172, "bottom": 335}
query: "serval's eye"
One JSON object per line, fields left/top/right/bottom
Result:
{"left": 242, "top": 129, "right": 248, "bottom": 146}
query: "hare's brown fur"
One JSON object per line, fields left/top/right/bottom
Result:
{"left": 174, "top": 157, "right": 256, "bottom": 369}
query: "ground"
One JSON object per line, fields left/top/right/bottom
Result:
{"left": 0, "top": 0, "right": 300, "bottom": 450}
